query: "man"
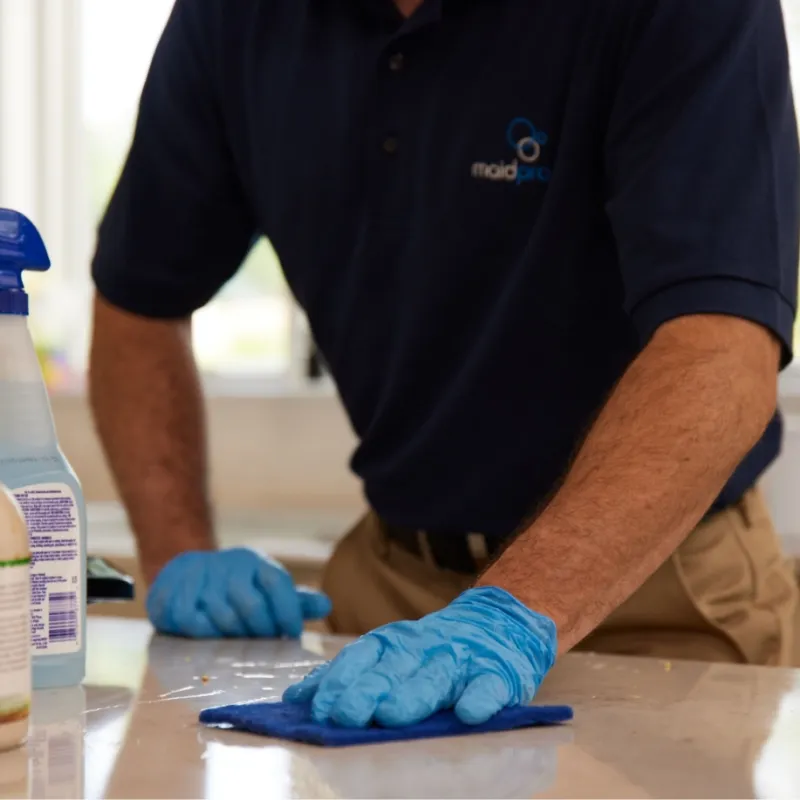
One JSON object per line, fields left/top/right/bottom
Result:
{"left": 90, "top": 0, "right": 800, "bottom": 728}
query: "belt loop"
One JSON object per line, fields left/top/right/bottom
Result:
{"left": 416, "top": 530, "right": 437, "bottom": 568}
{"left": 467, "top": 532, "right": 490, "bottom": 570}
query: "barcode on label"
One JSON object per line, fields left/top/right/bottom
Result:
{"left": 48, "top": 592, "right": 77, "bottom": 642}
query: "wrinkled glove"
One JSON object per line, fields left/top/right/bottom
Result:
{"left": 283, "top": 586, "right": 557, "bottom": 727}
{"left": 146, "top": 548, "right": 331, "bottom": 639}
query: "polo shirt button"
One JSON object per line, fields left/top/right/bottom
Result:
{"left": 382, "top": 136, "right": 399, "bottom": 155}
{"left": 388, "top": 53, "right": 404, "bottom": 72}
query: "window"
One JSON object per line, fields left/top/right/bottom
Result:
{"left": 0, "top": 0, "right": 309, "bottom": 393}
{"left": 82, "top": 0, "right": 297, "bottom": 382}
{"left": 788, "top": 1, "right": 800, "bottom": 85}
{"left": 785, "top": 1, "right": 800, "bottom": 355}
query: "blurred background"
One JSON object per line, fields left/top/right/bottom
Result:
{"left": 0, "top": 0, "right": 361, "bottom": 515}
{"left": 0, "top": 0, "right": 799, "bottom": 605}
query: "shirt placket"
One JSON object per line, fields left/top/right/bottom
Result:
{"left": 361, "top": 4, "right": 443, "bottom": 252}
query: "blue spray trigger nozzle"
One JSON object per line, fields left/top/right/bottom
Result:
{"left": 0, "top": 208, "right": 51, "bottom": 291}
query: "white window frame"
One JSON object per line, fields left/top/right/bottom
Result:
{"left": 0, "top": 0, "right": 88, "bottom": 285}
{"left": 0, "top": 0, "right": 328, "bottom": 398}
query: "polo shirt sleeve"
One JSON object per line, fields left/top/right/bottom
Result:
{"left": 605, "top": 0, "right": 800, "bottom": 366}
{"left": 91, "top": 0, "right": 255, "bottom": 319}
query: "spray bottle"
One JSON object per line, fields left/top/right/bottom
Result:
{"left": 0, "top": 208, "right": 86, "bottom": 689}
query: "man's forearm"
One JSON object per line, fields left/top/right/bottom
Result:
{"left": 478, "top": 314, "right": 780, "bottom": 654}
{"left": 89, "top": 294, "right": 214, "bottom": 584}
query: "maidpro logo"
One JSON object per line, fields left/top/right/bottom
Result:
{"left": 471, "top": 118, "right": 552, "bottom": 186}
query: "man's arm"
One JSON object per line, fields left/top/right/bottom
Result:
{"left": 481, "top": 0, "right": 799, "bottom": 655}
{"left": 88, "top": 1, "right": 254, "bottom": 582}
{"left": 89, "top": 295, "right": 213, "bottom": 584}
{"left": 478, "top": 314, "right": 780, "bottom": 653}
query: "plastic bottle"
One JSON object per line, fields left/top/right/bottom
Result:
{"left": 0, "top": 208, "right": 86, "bottom": 689}
{"left": 0, "top": 485, "right": 31, "bottom": 752}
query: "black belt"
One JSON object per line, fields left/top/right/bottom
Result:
{"left": 382, "top": 523, "right": 507, "bottom": 574}
{"left": 384, "top": 503, "right": 734, "bottom": 575}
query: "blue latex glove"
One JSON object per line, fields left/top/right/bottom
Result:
{"left": 146, "top": 548, "right": 332, "bottom": 639}
{"left": 282, "top": 586, "right": 557, "bottom": 727}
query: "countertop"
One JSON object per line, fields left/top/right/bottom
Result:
{"left": 2, "top": 617, "right": 799, "bottom": 800}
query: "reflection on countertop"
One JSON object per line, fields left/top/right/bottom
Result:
{"left": 8, "top": 617, "right": 800, "bottom": 799}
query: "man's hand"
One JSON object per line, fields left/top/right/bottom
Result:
{"left": 147, "top": 548, "right": 332, "bottom": 638}
{"left": 479, "top": 314, "right": 781, "bottom": 654}
{"left": 283, "top": 587, "right": 557, "bottom": 727}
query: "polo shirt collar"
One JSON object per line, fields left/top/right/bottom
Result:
{"left": 354, "top": 0, "right": 443, "bottom": 31}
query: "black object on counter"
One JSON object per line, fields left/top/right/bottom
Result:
{"left": 87, "top": 556, "right": 135, "bottom": 605}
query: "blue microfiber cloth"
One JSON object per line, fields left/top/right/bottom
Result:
{"left": 199, "top": 701, "right": 573, "bottom": 747}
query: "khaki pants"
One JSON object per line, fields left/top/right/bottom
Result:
{"left": 322, "top": 487, "right": 800, "bottom": 666}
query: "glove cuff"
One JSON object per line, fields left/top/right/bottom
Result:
{"left": 453, "top": 586, "right": 558, "bottom": 672}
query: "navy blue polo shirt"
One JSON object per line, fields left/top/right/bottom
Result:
{"left": 93, "top": 0, "right": 799, "bottom": 538}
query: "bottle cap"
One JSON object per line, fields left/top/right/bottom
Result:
{"left": 0, "top": 209, "right": 51, "bottom": 316}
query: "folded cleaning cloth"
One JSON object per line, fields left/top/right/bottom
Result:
{"left": 198, "top": 701, "right": 573, "bottom": 747}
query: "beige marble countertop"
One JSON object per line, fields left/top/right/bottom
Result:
{"left": 3, "top": 617, "right": 799, "bottom": 799}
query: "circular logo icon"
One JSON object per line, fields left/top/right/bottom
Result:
{"left": 506, "top": 118, "right": 548, "bottom": 164}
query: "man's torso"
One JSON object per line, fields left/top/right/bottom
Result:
{"left": 117, "top": 0, "right": 790, "bottom": 535}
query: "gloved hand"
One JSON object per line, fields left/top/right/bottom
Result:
{"left": 146, "top": 548, "right": 332, "bottom": 639}
{"left": 282, "top": 586, "right": 557, "bottom": 727}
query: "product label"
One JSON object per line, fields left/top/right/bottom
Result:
{"left": 0, "top": 560, "right": 31, "bottom": 729}
{"left": 14, "top": 485, "right": 81, "bottom": 655}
